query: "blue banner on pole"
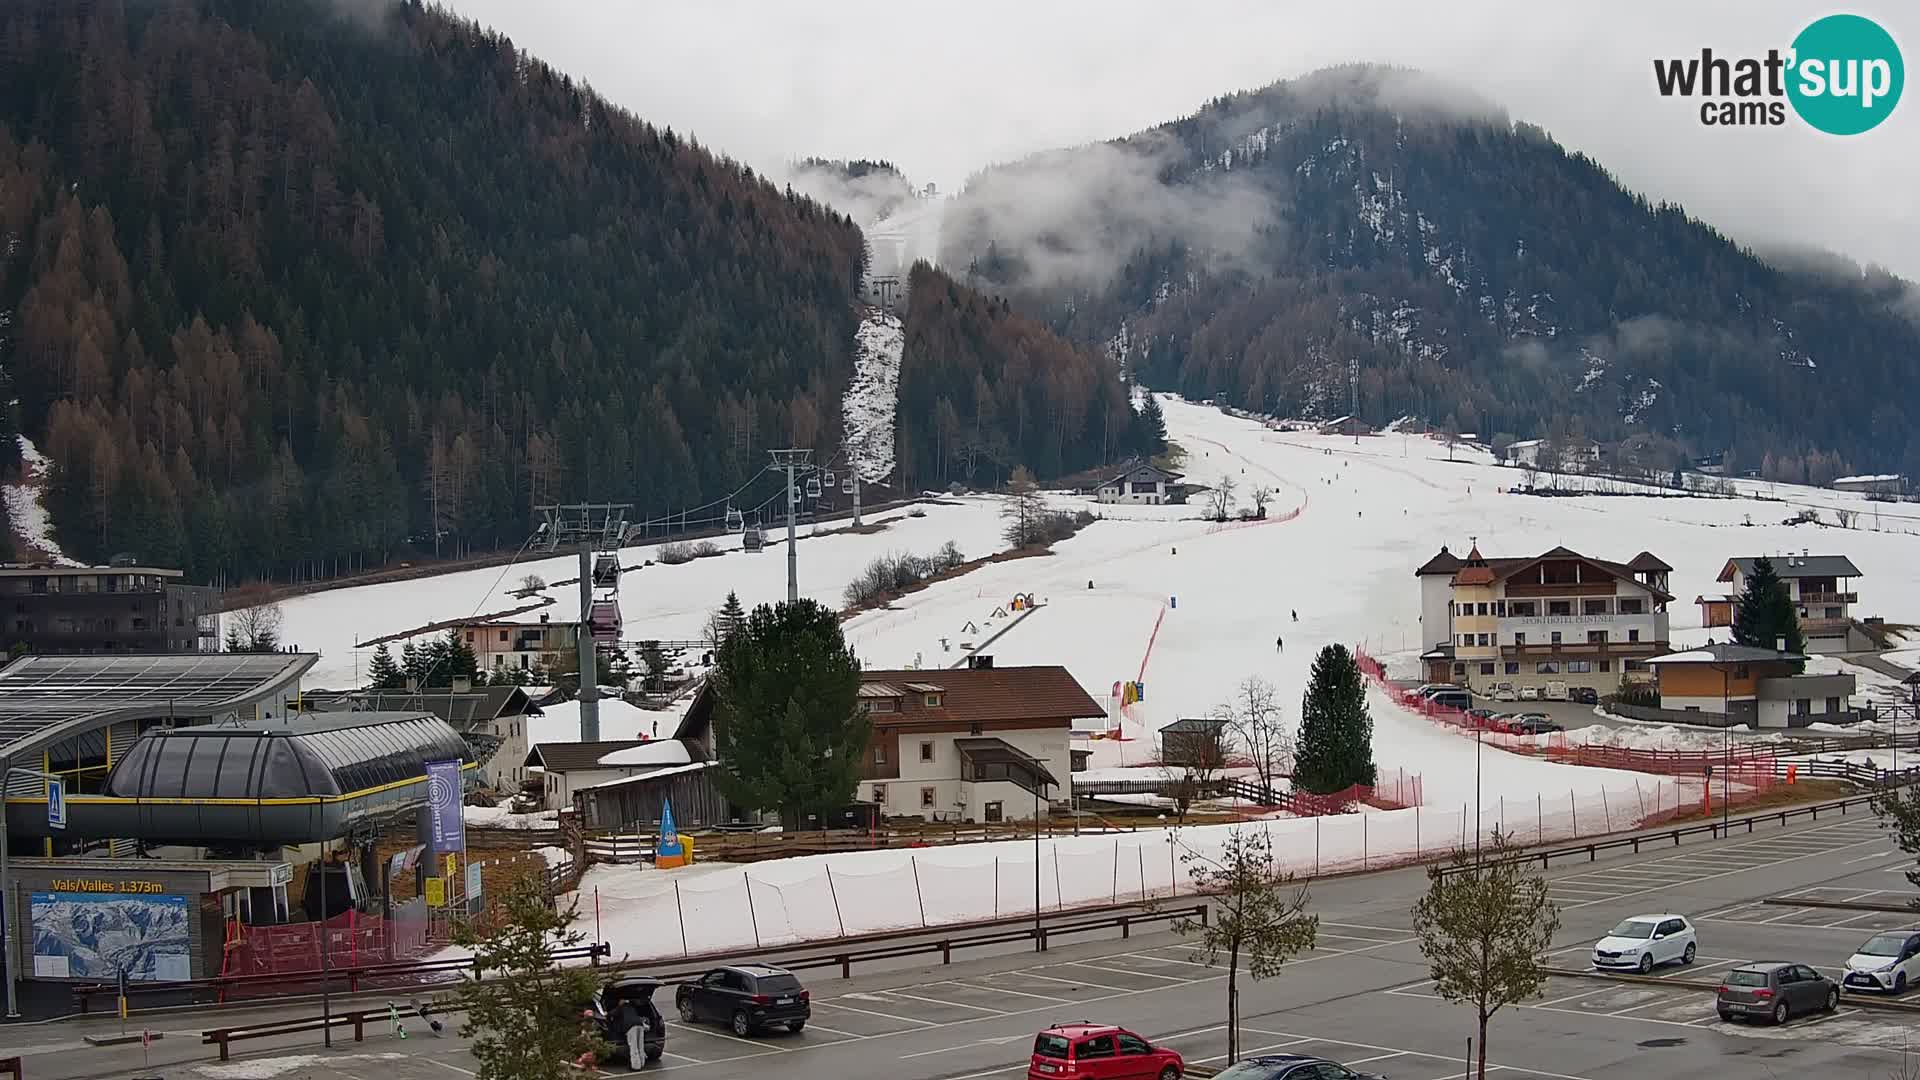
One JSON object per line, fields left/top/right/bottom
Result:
{"left": 656, "top": 798, "right": 683, "bottom": 859}
{"left": 425, "top": 759, "right": 466, "bottom": 853}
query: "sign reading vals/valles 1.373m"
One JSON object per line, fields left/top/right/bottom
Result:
{"left": 47, "top": 879, "right": 170, "bottom": 894}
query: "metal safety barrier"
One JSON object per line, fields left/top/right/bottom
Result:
{"left": 1435, "top": 792, "right": 1891, "bottom": 878}
{"left": 197, "top": 906, "right": 1209, "bottom": 1060}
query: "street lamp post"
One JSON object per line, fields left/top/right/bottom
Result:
{"left": 1474, "top": 724, "right": 1483, "bottom": 862}
{"left": 1721, "top": 662, "right": 1731, "bottom": 836}
{"left": 1034, "top": 779, "right": 1044, "bottom": 952}
{"left": 0, "top": 763, "right": 61, "bottom": 1020}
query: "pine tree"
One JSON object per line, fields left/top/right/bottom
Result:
{"left": 452, "top": 877, "right": 607, "bottom": 1079}
{"left": 1294, "top": 643, "right": 1376, "bottom": 794}
{"left": 367, "top": 643, "right": 403, "bottom": 690}
{"left": 400, "top": 640, "right": 426, "bottom": 689}
{"left": 1731, "top": 556, "right": 1806, "bottom": 671}
{"left": 709, "top": 599, "right": 868, "bottom": 823}
{"left": 439, "top": 627, "right": 479, "bottom": 685}
{"left": 1134, "top": 394, "right": 1168, "bottom": 455}
{"left": 716, "top": 591, "right": 746, "bottom": 642}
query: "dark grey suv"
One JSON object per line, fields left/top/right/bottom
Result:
{"left": 1716, "top": 962, "right": 1839, "bottom": 1024}
{"left": 676, "top": 964, "right": 810, "bottom": 1036}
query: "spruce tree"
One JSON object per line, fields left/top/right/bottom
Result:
{"left": 710, "top": 598, "right": 868, "bottom": 824}
{"left": 400, "top": 640, "right": 427, "bottom": 689}
{"left": 441, "top": 627, "right": 480, "bottom": 684}
{"left": 717, "top": 591, "right": 746, "bottom": 642}
{"left": 1731, "top": 556, "right": 1806, "bottom": 671}
{"left": 1294, "top": 643, "right": 1376, "bottom": 794}
{"left": 367, "top": 643, "right": 403, "bottom": 690}
{"left": 1134, "top": 393, "right": 1168, "bottom": 455}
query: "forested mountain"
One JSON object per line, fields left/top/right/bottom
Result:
{"left": 943, "top": 65, "right": 1920, "bottom": 483}
{"left": 0, "top": 0, "right": 873, "bottom": 581}
{"left": 895, "top": 263, "right": 1149, "bottom": 490}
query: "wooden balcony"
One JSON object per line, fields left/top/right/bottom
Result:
{"left": 1503, "top": 581, "right": 1618, "bottom": 598}
{"left": 1796, "top": 591, "right": 1857, "bottom": 605}
{"left": 1501, "top": 641, "right": 1666, "bottom": 657}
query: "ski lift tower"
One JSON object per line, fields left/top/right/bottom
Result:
{"left": 534, "top": 502, "right": 630, "bottom": 741}
{"left": 766, "top": 449, "right": 816, "bottom": 603}
{"left": 531, "top": 502, "right": 632, "bottom": 554}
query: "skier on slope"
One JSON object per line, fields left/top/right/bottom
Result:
{"left": 1275, "top": 635, "right": 1284, "bottom": 652}
{"left": 1291, "top": 609, "right": 1297, "bottom": 622}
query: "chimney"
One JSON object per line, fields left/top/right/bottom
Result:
{"left": 1775, "top": 636, "right": 1786, "bottom": 653}
{"left": 453, "top": 676, "right": 472, "bottom": 694}
{"left": 405, "top": 675, "right": 419, "bottom": 692}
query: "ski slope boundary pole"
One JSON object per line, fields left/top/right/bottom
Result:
{"left": 1138, "top": 603, "right": 1168, "bottom": 684}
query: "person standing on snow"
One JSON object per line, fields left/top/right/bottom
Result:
{"left": 1275, "top": 635, "right": 1284, "bottom": 652}
{"left": 1291, "top": 610, "right": 1297, "bottom": 622}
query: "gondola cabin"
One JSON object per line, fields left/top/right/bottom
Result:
{"left": 587, "top": 600, "right": 623, "bottom": 643}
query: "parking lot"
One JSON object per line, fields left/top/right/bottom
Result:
{"left": 1387, "top": 941, "right": 1915, "bottom": 1051}
{"left": 653, "top": 922, "right": 1416, "bottom": 1069}
{"left": 52, "top": 808, "right": 1920, "bottom": 1080}
{"left": 1535, "top": 816, "right": 1888, "bottom": 909}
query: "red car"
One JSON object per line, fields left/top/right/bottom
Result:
{"left": 1029, "top": 1022, "right": 1184, "bottom": 1080}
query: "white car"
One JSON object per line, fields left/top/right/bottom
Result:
{"left": 1491, "top": 684, "right": 1518, "bottom": 702}
{"left": 1519, "top": 686, "right": 1541, "bottom": 701}
{"left": 1593, "top": 914, "right": 1697, "bottom": 974}
{"left": 1843, "top": 929, "right": 1920, "bottom": 993}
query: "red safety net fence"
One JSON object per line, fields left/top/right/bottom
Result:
{"left": 1353, "top": 646, "right": 1785, "bottom": 825}
{"left": 222, "top": 898, "right": 433, "bottom": 979}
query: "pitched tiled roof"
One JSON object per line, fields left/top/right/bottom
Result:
{"left": 1453, "top": 545, "right": 1495, "bottom": 586}
{"left": 524, "top": 739, "right": 651, "bottom": 772}
{"left": 1627, "top": 551, "right": 1674, "bottom": 572}
{"left": 1720, "top": 555, "right": 1863, "bottom": 581}
{"left": 1414, "top": 546, "right": 1463, "bottom": 576}
{"left": 1464, "top": 548, "right": 1675, "bottom": 603}
{"left": 858, "top": 666, "right": 1105, "bottom": 723}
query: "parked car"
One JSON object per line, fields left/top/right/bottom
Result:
{"left": 1593, "top": 914, "right": 1697, "bottom": 974}
{"left": 1544, "top": 681, "right": 1570, "bottom": 701}
{"left": 585, "top": 976, "right": 666, "bottom": 1065}
{"left": 1427, "top": 689, "right": 1472, "bottom": 711}
{"left": 1717, "top": 962, "right": 1839, "bottom": 1024}
{"left": 1466, "top": 707, "right": 1500, "bottom": 724}
{"left": 1491, "top": 683, "right": 1519, "bottom": 702}
{"left": 1028, "top": 1022, "right": 1184, "bottom": 1080}
{"left": 1509, "top": 713, "right": 1563, "bottom": 735}
{"left": 1570, "top": 686, "right": 1600, "bottom": 705}
{"left": 1214, "top": 1054, "right": 1390, "bottom": 1079}
{"left": 1518, "top": 686, "right": 1541, "bottom": 701}
{"left": 1844, "top": 929, "right": 1920, "bottom": 993}
{"left": 1412, "top": 683, "right": 1462, "bottom": 699}
{"left": 675, "top": 964, "right": 810, "bottom": 1036}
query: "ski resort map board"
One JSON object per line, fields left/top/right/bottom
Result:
{"left": 30, "top": 891, "right": 190, "bottom": 982}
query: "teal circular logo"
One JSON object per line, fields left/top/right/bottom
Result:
{"left": 1787, "top": 14, "right": 1904, "bottom": 135}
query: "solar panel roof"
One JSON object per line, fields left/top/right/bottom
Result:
{"left": 0, "top": 653, "right": 316, "bottom": 760}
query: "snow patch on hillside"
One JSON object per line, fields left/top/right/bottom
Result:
{"left": 844, "top": 311, "right": 904, "bottom": 481}
{"left": 4, "top": 435, "right": 83, "bottom": 566}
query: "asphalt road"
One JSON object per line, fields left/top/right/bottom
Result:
{"left": 24, "top": 806, "right": 1920, "bottom": 1080}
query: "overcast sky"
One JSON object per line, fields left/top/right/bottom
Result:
{"left": 439, "top": 0, "right": 1918, "bottom": 279}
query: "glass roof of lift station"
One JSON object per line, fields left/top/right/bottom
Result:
{"left": 105, "top": 711, "right": 472, "bottom": 800}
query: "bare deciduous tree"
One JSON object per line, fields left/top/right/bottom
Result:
{"left": 224, "top": 602, "right": 283, "bottom": 653}
{"left": 1206, "top": 476, "right": 1238, "bottom": 521}
{"left": 1411, "top": 829, "right": 1561, "bottom": 1080}
{"left": 1250, "top": 485, "right": 1274, "bottom": 518}
{"left": 1218, "top": 676, "right": 1292, "bottom": 801}
{"left": 1174, "top": 827, "right": 1318, "bottom": 1064}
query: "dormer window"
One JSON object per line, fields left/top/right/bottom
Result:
{"left": 925, "top": 693, "right": 943, "bottom": 708}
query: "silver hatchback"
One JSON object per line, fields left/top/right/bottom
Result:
{"left": 1716, "top": 962, "right": 1839, "bottom": 1025}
